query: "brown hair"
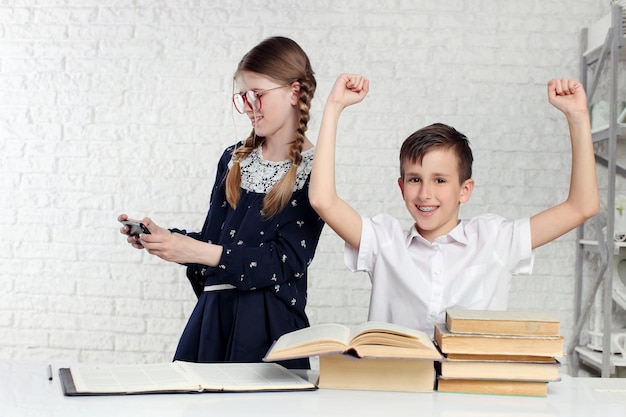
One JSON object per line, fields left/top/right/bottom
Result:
{"left": 399, "top": 123, "right": 473, "bottom": 183}
{"left": 225, "top": 36, "right": 316, "bottom": 218}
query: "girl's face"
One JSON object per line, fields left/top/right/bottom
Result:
{"left": 234, "top": 71, "right": 299, "bottom": 141}
{"left": 397, "top": 147, "right": 474, "bottom": 242}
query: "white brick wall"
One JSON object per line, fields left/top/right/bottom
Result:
{"left": 0, "top": 0, "right": 614, "bottom": 367}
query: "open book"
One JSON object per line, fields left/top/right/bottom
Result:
{"left": 263, "top": 321, "right": 442, "bottom": 362}
{"left": 59, "top": 361, "right": 316, "bottom": 396}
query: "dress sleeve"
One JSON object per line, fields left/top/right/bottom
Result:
{"left": 169, "top": 146, "right": 233, "bottom": 240}
{"left": 171, "top": 146, "right": 234, "bottom": 296}
{"left": 214, "top": 183, "right": 324, "bottom": 291}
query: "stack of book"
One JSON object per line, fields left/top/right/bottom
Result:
{"left": 434, "top": 309, "right": 564, "bottom": 397}
{"left": 264, "top": 321, "right": 443, "bottom": 392}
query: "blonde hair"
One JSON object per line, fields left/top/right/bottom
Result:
{"left": 225, "top": 37, "right": 316, "bottom": 219}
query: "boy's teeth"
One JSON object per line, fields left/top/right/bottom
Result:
{"left": 419, "top": 207, "right": 435, "bottom": 212}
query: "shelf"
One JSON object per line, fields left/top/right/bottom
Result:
{"left": 579, "top": 239, "right": 626, "bottom": 248}
{"left": 584, "top": 35, "right": 626, "bottom": 63}
{"left": 591, "top": 123, "right": 626, "bottom": 143}
{"left": 575, "top": 346, "right": 626, "bottom": 376}
{"left": 594, "top": 154, "right": 626, "bottom": 178}
{"left": 583, "top": 10, "right": 625, "bottom": 62}
{"left": 572, "top": 4, "right": 626, "bottom": 379}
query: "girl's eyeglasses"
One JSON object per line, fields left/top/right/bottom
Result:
{"left": 232, "top": 85, "right": 289, "bottom": 114}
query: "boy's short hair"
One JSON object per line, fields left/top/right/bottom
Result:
{"left": 399, "top": 123, "right": 473, "bottom": 183}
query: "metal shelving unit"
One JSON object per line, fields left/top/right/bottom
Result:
{"left": 569, "top": 4, "right": 626, "bottom": 378}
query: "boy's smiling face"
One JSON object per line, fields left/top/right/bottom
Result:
{"left": 398, "top": 147, "right": 474, "bottom": 242}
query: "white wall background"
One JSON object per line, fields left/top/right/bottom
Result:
{"left": 0, "top": 0, "right": 619, "bottom": 370}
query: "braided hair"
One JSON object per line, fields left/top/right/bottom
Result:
{"left": 225, "top": 36, "right": 316, "bottom": 218}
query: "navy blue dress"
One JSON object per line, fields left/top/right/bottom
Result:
{"left": 172, "top": 144, "right": 324, "bottom": 369}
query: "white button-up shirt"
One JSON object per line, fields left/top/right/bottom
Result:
{"left": 344, "top": 213, "right": 534, "bottom": 337}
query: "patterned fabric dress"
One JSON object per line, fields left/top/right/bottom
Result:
{"left": 172, "top": 144, "right": 324, "bottom": 369}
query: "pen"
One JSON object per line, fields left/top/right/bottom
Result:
{"left": 47, "top": 364, "right": 53, "bottom": 381}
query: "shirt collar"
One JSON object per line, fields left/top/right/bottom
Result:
{"left": 406, "top": 220, "right": 469, "bottom": 246}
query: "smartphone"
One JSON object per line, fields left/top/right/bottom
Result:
{"left": 121, "top": 220, "right": 151, "bottom": 236}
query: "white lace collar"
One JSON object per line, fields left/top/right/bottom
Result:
{"left": 228, "top": 146, "right": 314, "bottom": 193}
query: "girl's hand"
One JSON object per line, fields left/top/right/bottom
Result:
{"left": 118, "top": 213, "right": 149, "bottom": 249}
{"left": 118, "top": 214, "right": 221, "bottom": 265}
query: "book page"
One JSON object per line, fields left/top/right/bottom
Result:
{"left": 178, "top": 362, "right": 315, "bottom": 391}
{"left": 353, "top": 344, "right": 442, "bottom": 359}
{"left": 265, "top": 323, "right": 351, "bottom": 359}
{"left": 350, "top": 321, "right": 434, "bottom": 348}
{"left": 70, "top": 363, "right": 199, "bottom": 394}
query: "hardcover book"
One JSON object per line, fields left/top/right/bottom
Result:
{"left": 440, "top": 357, "right": 560, "bottom": 381}
{"left": 437, "top": 378, "right": 548, "bottom": 397}
{"left": 445, "top": 309, "right": 560, "bottom": 336}
{"left": 318, "top": 354, "right": 436, "bottom": 392}
{"left": 434, "top": 323, "right": 564, "bottom": 357}
{"left": 263, "top": 321, "right": 442, "bottom": 393}
{"left": 263, "top": 321, "right": 443, "bottom": 361}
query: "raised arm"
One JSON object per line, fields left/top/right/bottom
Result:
{"left": 529, "top": 78, "right": 600, "bottom": 249}
{"left": 309, "top": 74, "right": 369, "bottom": 249}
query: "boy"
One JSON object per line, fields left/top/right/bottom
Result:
{"left": 309, "top": 74, "right": 599, "bottom": 337}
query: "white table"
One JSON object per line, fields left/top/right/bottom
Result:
{"left": 3, "top": 360, "right": 626, "bottom": 417}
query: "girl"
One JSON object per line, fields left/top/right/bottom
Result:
{"left": 119, "top": 37, "right": 323, "bottom": 369}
